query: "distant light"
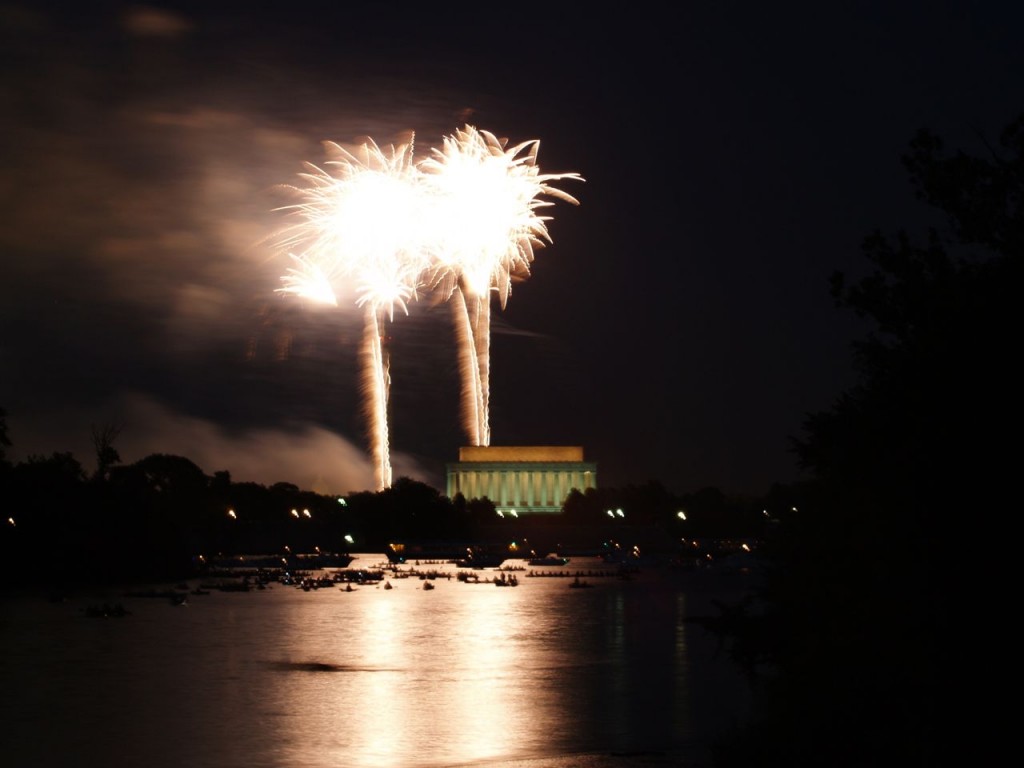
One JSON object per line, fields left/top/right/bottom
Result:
{"left": 227, "top": 509, "right": 237, "bottom": 519}
{"left": 7, "top": 517, "right": 14, "bottom": 527}
{"left": 741, "top": 543, "right": 751, "bottom": 552}
{"left": 616, "top": 509, "right": 624, "bottom": 518}
{"left": 677, "top": 511, "right": 687, "bottom": 520}
{"left": 291, "top": 509, "right": 299, "bottom": 518}
{"left": 337, "top": 498, "right": 347, "bottom": 506}
{"left": 497, "top": 510, "right": 505, "bottom": 517}
{"left": 344, "top": 534, "right": 354, "bottom": 544}
{"left": 607, "top": 510, "right": 615, "bottom": 518}
{"left": 303, "top": 509, "right": 311, "bottom": 518}
{"left": 510, "top": 509, "right": 518, "bottom": 517}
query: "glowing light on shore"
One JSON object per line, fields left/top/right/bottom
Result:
{"left": 272, "top": 138, "right": 425, "bottom": 490}
{"left": 419, "top": 125, "right": 582, "bottom": 446}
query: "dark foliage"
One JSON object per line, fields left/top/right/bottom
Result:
{"left": 0, "top": 448, "right": 365, "bottom": 586}
{"left": 0, "top": 406, "right": 10, "bottom": 463}
{"left": 710, "top": 113, "right": 1022, "bottom": 766}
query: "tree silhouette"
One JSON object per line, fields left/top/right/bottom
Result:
{"left": 0, "top": 406, "right": 11, "bottom": 465}
{"left": 710, "top": 112, "right": 1022, "bottom": 767}
{"left": 90, "top": 421, "right": 123, "bottom": 482}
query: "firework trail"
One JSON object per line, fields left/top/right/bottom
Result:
{"left": 273, "top": 137, "right": 425, "bottom": 490}
{"left": 419, "top": 125, "right": 582, "bottom": 446}
{"left": 270, "top": 126, "right": 580, "bottom": 488}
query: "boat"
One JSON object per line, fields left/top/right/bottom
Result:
{"left": 335, "top": 568, "right": 386, "bottom": 585}
{"left": 422, "top": 581, "right": 435, "bottom": 590}
{"left": 292, "top": 552, "right": 355, "bottom": 569}
{"left": 528, "top": 554, "right": 570, "bottom": 566}
{"left": 386, "top": 542, "right": 508, "bottom": 568}
{"left": 569, "top": 576, "right": 593, "bottom": 589}
{"left": 207, "top": 552, "right": 354, "bottom": 570}
{"left": 454, "top": 546, "right": 508, "bottom": 569}
{"left": 384, "top": 541, "right": 470, "bottom": 564}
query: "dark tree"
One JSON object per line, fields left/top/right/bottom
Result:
{"left": 0, "top": 407, "right": 11, "bottom": 497}
{"left": 710, "top": 113, "right": 1022, "bottom": 767}
{"left": 90, "top": 421, "right": 123, "bottom": 482}
{"left": 2, "top": 451, "right": 90, "bottom": 582}
{"left": 0, "top": 406, "right": 11, "bottom": 465}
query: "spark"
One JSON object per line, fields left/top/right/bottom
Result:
{"left": 419, "top": 125, "right": 583, "bottom": 446}
{"left": 278, "top": 253, "right": 338, "bottom": 306}
{"left": 271, "top": 137, "right": 425, "bottom": 490}
{"left": 269, "top": 125, "right": 581, "bottom": 488}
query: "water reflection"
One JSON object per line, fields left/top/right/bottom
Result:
{"left": 0, "top": 559, "right": 753, "bottom": 768}
{"left": 438, "top": 586, "right": 529, "bottom": 763}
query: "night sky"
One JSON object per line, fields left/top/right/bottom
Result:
{"left": 2, "top": 1, "right": 1021, "bottom": 496}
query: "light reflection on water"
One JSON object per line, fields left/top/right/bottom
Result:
{"left": 0, "top": 557, "right": 753, "bottom": 768}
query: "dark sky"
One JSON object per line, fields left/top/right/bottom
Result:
{"left": 2, "top": 1, "right": 1021, "bottom": 496}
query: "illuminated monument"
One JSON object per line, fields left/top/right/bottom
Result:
{"left": 446, "top": 446, "right": 597, "bottom": 515}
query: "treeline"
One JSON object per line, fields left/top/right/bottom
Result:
{"left": 701, "top": 112, "right": 1023, "bottom": 766}
{"left": 0, "top": 420, "right": 771, "bottom": 587}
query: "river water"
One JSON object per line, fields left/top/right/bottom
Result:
{"left": 0, "top": 555, "right": 755, "bottom": 768}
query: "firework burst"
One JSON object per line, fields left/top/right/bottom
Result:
{"left": 270, "top": 126, "right": 581, "bottom": 489}
{"left": 419, "top": 125, "right": 583, "bottom": 446}
{"left": 272, "top": 137, "right": 425, "bottom": 490}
